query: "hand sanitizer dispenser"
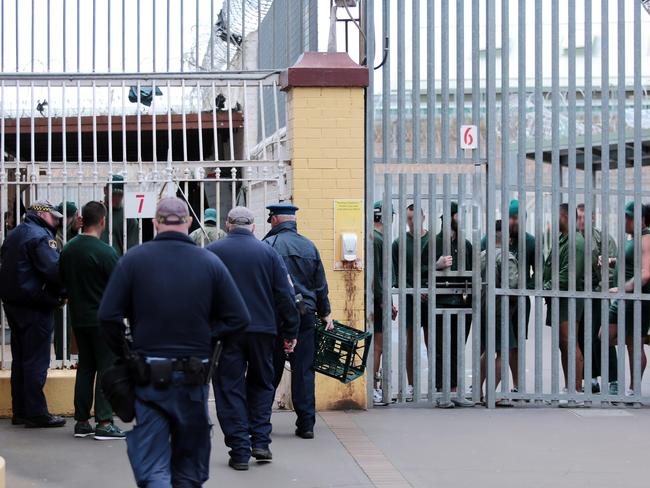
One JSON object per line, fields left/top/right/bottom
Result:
{"left": 341, "top": 233, "right": 358, "bottom": 262}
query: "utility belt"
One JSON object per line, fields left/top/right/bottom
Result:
{"left": 129, "top": 353, "right": 209, "bottom": 389}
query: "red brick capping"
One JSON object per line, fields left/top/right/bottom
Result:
{"left": 280, "top": 52, "right": 369, "bottom": 91}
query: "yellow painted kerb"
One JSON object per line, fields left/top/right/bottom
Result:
{"left": 286, "top": 85, "right": 367, "bottom": 410}
{"left": 0, "top": 369, "right": 76, "bottom": 417}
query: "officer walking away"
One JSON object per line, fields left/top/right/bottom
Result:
{"left": 372, "top": 201, "right": 397, "bottom": 404}
{"left": 98, "top": 197, "right": 250, "bottom": 487}
{"left": 189, "top": 208, "right": 227, "bottom": 246}
{"left": 54, "top": 200, "right": 82, "bottom": 361}
{"left": 60, "top": 201, "right": 124, "bottom": 440}
{"left": 101, "top": 174, "right": 139, "bottom": 255}
{"left": 263, "top": 203, "right": 333, "bottom": 440}
{"left": 208, "top": 206, "right": 300, "bottom": 470}
{"left": 0, "top": 201, "right": 66, "bottom": 428}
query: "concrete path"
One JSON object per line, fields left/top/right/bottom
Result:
{"left": 1, "top": 405, "right": 648, "bottom": 487}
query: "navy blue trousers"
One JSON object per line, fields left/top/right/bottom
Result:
{"left": 213, "top": 332, "right": 275, "bottom": 462}
{"left": 4, "top": 304, "right": 54, "bottom": 418}
{"left": 126, "top": 372, "right": 211, "bottom": 488}
{"left": 273, "top": 316, "right": 316, "bottom": 433}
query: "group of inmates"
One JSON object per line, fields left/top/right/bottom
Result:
{"left": 372, "top": 199, "right": 650, "bottom": 404}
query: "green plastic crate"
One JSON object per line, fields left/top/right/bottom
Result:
{"left": 314, "top": 320, "right": 372, "bottom": 384}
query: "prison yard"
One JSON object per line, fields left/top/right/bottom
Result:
{"left": 2, "top": 0, "right": 650, "bottom": 487}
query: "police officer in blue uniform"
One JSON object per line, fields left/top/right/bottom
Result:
{"left": 208, "top": 206, "right": 300, "bottom": 470}
{"left": 263, "top": 203, "right": 332, "bottom": 440}
{"left": 0, "top": 201, "right": 66, "bottom": 428}
{"left": 98, "top": 197, "right": 250, "bottom": 487}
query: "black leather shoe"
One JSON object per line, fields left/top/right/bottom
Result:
{"left": 295, "top": 429, "right": 314, "bottom": 439}
{"left": 24, "top": 415, "right": 66, "bottom": 428}
{"left": 11, "top": 416, "right": 26, "bottom": 426}
{"left": 228, "top": 458, "right": 249, "bottom": 471}
{"left": 252, "top": 447, "right": 273, "bottom": 462}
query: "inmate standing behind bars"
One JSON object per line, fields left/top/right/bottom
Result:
{"left": 98, "top": 197, "right": 250, "bottom": 488}
{"left": 263, "top": 203, "right": 333, "bottom": 440}
{"left": 208, "top": 206, "right": 300, "bottom": 470}
{"left": 0, "top": 201, "right": 67, "bottom": 428}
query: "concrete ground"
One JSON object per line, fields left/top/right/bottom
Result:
{"left": 1, "top": 404, "right": 648, "bottom": 488}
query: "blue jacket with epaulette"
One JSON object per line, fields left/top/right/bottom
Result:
{"left": 0, "top": 213, "right": 64, "bottom": 309}
{"left": 263, "top": 221, "right": 331, "bottom": 320}
{"left": 98, "top": 231, "right": 250, "bottom": 359}
{"left": 208, "top": 228, "right": 300, "bottom": 340}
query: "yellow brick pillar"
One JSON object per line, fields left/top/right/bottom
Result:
{"left": 281, "top": 52, "right": 369, "bottom": 410}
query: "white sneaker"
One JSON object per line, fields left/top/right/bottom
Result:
{"left": 373, "top": 388, "right": 383, "bottom": 404}
{"left": 405, "top": 384, "right": 414, "bottom": 401}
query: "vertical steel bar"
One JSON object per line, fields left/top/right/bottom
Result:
{"left": 241, "top": 0, "right": 245, "bottom": 70}
{"left": 47, "top": 0, "right": 50, "bottom": 71}
{"left": 196, "top": 81, "right": 204, "bottom": 162}
{"left": 226, "top": 0, "right": 230, "bottom": 70}
{"left": 500, "top": 0, "right": 511, "bottom": 397}
{"left": 195, "top": 0, "right": 199, "bottom": 72}
{"left": 227, "top": 82, "right": 235, "bottom": 161}
{"left": 166, "top": 0, "right": 170, "bottom": 72}
{"left": 600, "top": 0, "right": 612, "bottom": 401}
{"left": 381, "top": 0, "right": 393, "bottom": 404}
{"left": 516, "top": 0, "right": 527, "bottom": 396}
{"left": 364, "top": 0, "right": 375, "bottom": 406}
{"left": 108, "top": 0, "right": 111, "bottom": 71}
{"left": 92, "top": 0, "right": 96, "bottom": 71}
{"left": 137, "top": 0, "right": 141, "bottom": 72}
{"left": 567, "top": 0, "right": 578, "bottom": 398}
{"left": 397, "top": 0, "right": 407, "bottom": 402}
{"left": 15, "top": 0, "right": 18, "bottom": 71}
{"left": 76, "top": 0, "right": 80, "bottom": 71}
{"left": 152, "top": 0, "right": 155, "bottom": 71}
{"left": 551, "top": 0, "right": 561, "bottom": 400}
{"left": 31, "top": 0, "right": 34, "bottom": 72}
{"left": 122, "top": 0, "right": 126, "bottom": 71}
{"left": 632, "top": 0, "right": 643, "bottom": 400}
{"left": 471, "top": 0, "right": 481, "bottom": 404}
{"left": 210, "top": 0, "right": 214, "bottom": 71}
{"left": 211, "top": 81, "right": 219, "bottom": 161}
{"left": 485, "top": 0, "right": 497, "bottom": 409}
{"left": 182, "top": 79, "right": 188, "bottom": 162}
{"left": 426, "top": 0, "right": 437, "bottom": 404}
{"left": 583, "top": 0, "right": 595, "bottom": 400}
{"left": 180, "top": 0, "right": 184, "bottom": 71}
{"left": 615, "top": 0, "right": 626, "bottom": 395}
{"left": 411, "top": 0, "right": 422, "bottom": 402}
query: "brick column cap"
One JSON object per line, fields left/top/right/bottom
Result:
{"left": 280, "top": 52, "right": 369, "bottom": 91}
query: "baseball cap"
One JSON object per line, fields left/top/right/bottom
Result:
{"left": 28, "top": 200, "right": 64, "bottom": 219}
{"left": 227, "top": 206, "right": 255, "bottom": 225}
{"left": 625, "top": 201, "right": 636, "bottom": 218}
{"left": 107, "top": 174, "right": 125, "bottom": 194}
{"left": 204, "top": 208, "right": 217, "bottom": 224}
{"left": 155, "top": 197, "right": 190, "bottom": 224}
{"left": 439, "top": 201, "right": 459, "bottom": 219}
{"left": 374, "top": 200, "right": 395, "bottom": 217}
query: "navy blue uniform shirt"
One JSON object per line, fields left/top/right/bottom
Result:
{"left": 208, "top": 227, "right": 300, "bottom": 340}
{"left": 98, "top": 231, "right": 250, "bottom": 359}
{"left": 263, "top": 221, "right": 331, "bottom": 319}
{"left": 0, "top": 213, "right": 64, "bottom": 309}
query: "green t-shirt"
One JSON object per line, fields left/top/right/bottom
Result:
{"left": 60, "top": 235, "right": 119, "bottom": 328}
{"left": 615, "top": 229, "right": 650, "bottom": 294}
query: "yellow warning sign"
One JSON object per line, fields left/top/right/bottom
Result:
{"left": 334, "top": 199, "right": 364, "bottom": 271}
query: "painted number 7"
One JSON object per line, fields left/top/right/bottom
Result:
{"left": 136, "top": 194, "right": 145, "bottom": 214}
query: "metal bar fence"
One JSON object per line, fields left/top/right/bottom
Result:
{"left": 366, "top": 0, "right": 650, "bottom": 408}
{"left": 0, "top": 72, "right": 287, "bottom": 369}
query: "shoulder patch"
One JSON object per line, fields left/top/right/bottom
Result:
{"left": 48, "top": 239, "right": 58, "bottom": 249}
